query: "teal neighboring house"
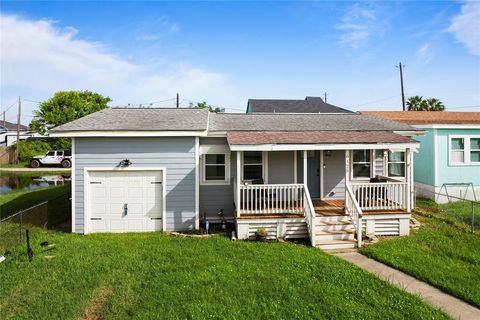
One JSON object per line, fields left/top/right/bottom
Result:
{"left": 364, "top": 111, "right": 480, "bottom": 203}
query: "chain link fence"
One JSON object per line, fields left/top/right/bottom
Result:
{"left": 0, "top": 191, "right": 71, "bottom": 255}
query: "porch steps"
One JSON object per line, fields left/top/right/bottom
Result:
{"left": 314, "top": 214, "right": 357, "bottom": 250}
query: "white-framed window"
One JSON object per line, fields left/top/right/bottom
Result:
{"left": 200, "top": 145, "right": 230, "bottom": 185}
{"left": 387, "top": 151, "right": 405, "bottom": 177}
{"left": 242, "top": 151, "right": 265, "bottom": 182}
{"left": 352, "top": 150, "right": 371, "bottom": 179}
{"left": 449, "top": 136, "right": 480, "bottom": 165}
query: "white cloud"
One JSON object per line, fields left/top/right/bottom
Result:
{"left": 0, "top": 14, "right": 240, "bottom": 117}
{"left": 336, "top": 3, "right": 386, "bottom": 49}
{"left": 448, "top": 1, "right": 480, "bottom": 56}
{"left": 416, "top": 43, "right": 433, "bottom": 64}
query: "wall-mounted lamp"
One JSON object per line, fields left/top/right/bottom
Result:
{"left": 119, "top": 159, "right": 132, "bottom": 167}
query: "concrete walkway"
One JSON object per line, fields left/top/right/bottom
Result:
{"left": 335, "top": 252, "right": 480, "bottom": 320}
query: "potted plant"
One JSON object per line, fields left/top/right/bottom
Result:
{"left": 255, "top": 227, "right": 268, "bottom": 242}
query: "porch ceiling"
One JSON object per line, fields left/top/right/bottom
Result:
{"left": 227, "top": 131, "right": 416, "bottom": 146}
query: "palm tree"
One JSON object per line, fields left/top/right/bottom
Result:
{"left": 406, "top": 96, "right": 424, "bottom": 111}
{"left": 406, "top": 96, "right": 445, "bottom": 111}
{"left": 424, "top": 98, "right": 445, "bottom": 111}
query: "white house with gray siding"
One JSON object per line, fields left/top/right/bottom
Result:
{"left": 50, "top": 105, "right": 422, "bottom": 250}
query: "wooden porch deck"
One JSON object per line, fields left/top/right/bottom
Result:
{"left": 314, "top": 199, "right": 408, "bottom": 217}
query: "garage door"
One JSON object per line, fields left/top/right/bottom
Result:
{"left": 88, "top": 170, "right": 163, "bottom": 233}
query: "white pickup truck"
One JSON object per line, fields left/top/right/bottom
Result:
{"left": 30, "top": 150, "right": 72, "bottom": 168}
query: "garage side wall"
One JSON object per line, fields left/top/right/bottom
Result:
{"left": 74, "top": 137, "right": 196, "bottom": 233}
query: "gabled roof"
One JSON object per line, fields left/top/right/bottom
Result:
{"left": 362, "top": 111, "right": 480, "bottom": 125}
{"left": 0, "top": 120, "right": 29, "bottom": 131}
{"left": 209, "top": 113, "right": 416, "bottom": 132}
{"left": 227, "top": 131, "right": 415, "bottom": 145}
{"left": 50, "top": 108, "right": 209, "bottom": 132}
{"left": 247, "top": 97, "right": 353, "bottom": 113}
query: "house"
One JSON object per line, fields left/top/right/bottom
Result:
{"left": 50, "top": 107, "right": 422, "bottom": 250}
{"left": 0, "top": 120, "right": 34, "bottom": 147}
{"left": 363, "top": 111, "right": 480, "bottom": 203}
{"left": 247, "top": 96, "right": 353, "bottom": 113}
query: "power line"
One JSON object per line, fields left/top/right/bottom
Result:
{"left": 1, "top": 101, "right": 17, "bottom": 113}
{"left": 350, "top": 95, "right": 398, "bottom": 108}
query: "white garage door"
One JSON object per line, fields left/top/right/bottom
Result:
{"left": 88, "top": 170, "right": 163, "bottom": 233}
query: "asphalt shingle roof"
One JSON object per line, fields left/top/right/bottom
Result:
{"left": 248, "top": 97, "right": 353, "bottom": 113}
{"left": 51, "top": 108, "right": 209, "bottom": 132}
{"left": 209, "top": 113, "right": 417, "bottom": 132}
{"left": 0, "top": 120, "right": 29, "bottom": 131}
{"left": 227, "top": 131, "right": 415, "bottom": 145}
{"left": 362, "top": 111, "right": 480, "bottom": 125}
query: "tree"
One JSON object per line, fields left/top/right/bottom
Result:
{"left": 189, "top": 101, "right": 225, "bottom": 113}
{"left": 406, "top": 96, "right": 445, "bottom": 111}
{"left": 30, "top": 90, "right": 111, "bottom": 135}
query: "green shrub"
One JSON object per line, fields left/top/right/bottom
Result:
{"left": 16, "top": 140, "right": 51, "bottom": 162}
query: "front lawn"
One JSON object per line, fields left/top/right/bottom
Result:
{"left": 0, "top": 231, "right": 447, "bottom": 319}
{"left": 361, "top": 206, "right": 480, "bottom": 308}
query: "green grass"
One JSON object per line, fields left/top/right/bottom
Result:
{"left": 361, "top": 206, "right": 480, "bottom": 308}
{"left": 0, "top": 232, "right": 448, "bottom": 320}
{"left": 0, "top": 162, "right": 30, "bottom": 168}
{"left": 416, "top": 198, "right": 480, "bottom": 231}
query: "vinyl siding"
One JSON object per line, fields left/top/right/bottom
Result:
{"left": 199, "top": 138, "right": 236, "bottom": 221}
{"left": 268, "top": 151, "right": 295, "bottom": 184}
{"left": 323, "top": 150, "right": 345, "bottom": 199}
{"left": 413, "top": 129, "right": 435, "bottom": 186}
{"left": 74, "top": 137, "right": 196, "bottom": 233}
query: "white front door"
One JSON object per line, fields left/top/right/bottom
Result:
{"left": 89, "top": 170, "right": 163, "bottom": 233}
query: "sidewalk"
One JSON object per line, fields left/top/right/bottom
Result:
{"left": 334, "top": 252, "right": 480, "bottom": 320}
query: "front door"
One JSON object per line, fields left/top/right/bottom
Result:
{"left": 322, "top": 150, "right": 346, "bottom": 199}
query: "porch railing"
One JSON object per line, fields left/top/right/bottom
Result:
{"left": 348, "top": 181, "right": 408, "bottom": 211}
{"left": 237, "top": 184, "right": 305, "bottom": 215}
{"left": 345, "top": 184, "right": 363, "bottom": 248}
{"left": 303, "top": 185, "right": 316, "bottom": 246}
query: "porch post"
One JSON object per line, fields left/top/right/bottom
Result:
{"left": 406, "top": 148, "right": 412, "bottom": 212}
{"left": 303, "top": 150, "right": 308, "bottom": 187}
{"left": 345, "top": 150, "right": 350, "bottom": 184}
{"left": 236, "top": 151, "right": 242, "bottom": 217}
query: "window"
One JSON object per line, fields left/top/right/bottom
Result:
{"left": 451, "top": 137, "right": 465, "bottom": 163}
{"left": 471, "top": 138, "right": 480, "bottom": 163}
{"left": 56, "top": 151, "right": 64, "bottom": 156}
{"left": 46, "top": 151, "right": 55, "bottom": 156}
{"left": 450, "top": 136, "right": 480, "bottom": 165}
{"left": 388, "top": 151, "right": 405, "bottom": 177}
{"left": 352, "top": 150, "right": 371, "bottom": 178}
{"left": 200, "top": 146, "right": 230, "bottom": 185}
{"left": 243, "top": 151, "right": 263, "bottom": 181}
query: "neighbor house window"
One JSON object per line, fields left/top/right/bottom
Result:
{"left": 352, "top": 150, "right": 371, "bottom": 178}
{"left": 450, "top": 137, "right": 465, "bottom": 163}
{"left": 449, "top": 136, "right": 480, "bottom": 165}
{"left": 471, "top": 138, "right": 480, "bottom": 163}
{"left": 388, "top": 151, "right": 405, "bottom": 177}
{"left": 243, "top": 151, "right": 264, "bottom": 181}
{"left": 200, "top": 146, "right": 230, "bottom": 185}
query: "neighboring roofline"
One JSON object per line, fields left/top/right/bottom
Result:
{"left": 411, "top": 124, "right": 480, "bottom": 129}
{"left": 49, "top": 130, "right": 208, "bottom": 137}
{"left": 229, "top": 142, "right": 420, "bottom": 152}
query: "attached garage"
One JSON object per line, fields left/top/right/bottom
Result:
{"left": 85, "top": 169, "right": 166, "bottom": 233}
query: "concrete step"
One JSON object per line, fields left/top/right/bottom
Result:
{"left": 315, "top": 239, "right": 357, "bottom": 250}
{"left": 315, "top": 232, "right": 355, "bottom": 241}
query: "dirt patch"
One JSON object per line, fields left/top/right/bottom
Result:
{"left": 80, "top": 286, "right": 113, "bottom": 320}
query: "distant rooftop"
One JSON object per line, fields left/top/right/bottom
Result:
{"left": 247, "top": 96, "right": 354, "bottom": 114}
{"left": 362, "top": 111, "right": 480, "bottom": 125}
{"left": 0, "top": 120, "right": 29, "bottom": 131}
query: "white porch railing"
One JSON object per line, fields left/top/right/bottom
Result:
{"left": 348, "top": 181, "right": 408, "bottom": 211}
{"left": 345, "top": 184, "right": 363, "bottom": 248}
{"left": 303, "top": 185, "right": 316, "bottom": 246}
{"left": 237, "top": 184, "right": 305, "bottom": 215}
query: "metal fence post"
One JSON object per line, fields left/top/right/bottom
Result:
{"left": 472, "top": 202, "right": 475, "bottom": 233}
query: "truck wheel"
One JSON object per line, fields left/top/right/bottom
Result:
{"left": 61, "top": 159, "right": 71, "bottom": 168}
{"left": 30, "top": 160, "right": 40, "bottom": 168}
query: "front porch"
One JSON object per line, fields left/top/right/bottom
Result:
{"left": 232, "top": 148, "right": 415, "bottom": 248}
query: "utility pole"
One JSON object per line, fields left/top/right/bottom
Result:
{"left": 176, "top": 93, "right": 179, "bottom": 108}
{"left": 396, "top": 62, "right": 406, "bottom": 111}
{"left": 324, "top": 92, "right": 328, "bottom": 103}
{"left": 15, "top": 96, "right": 22, "bottom": 164}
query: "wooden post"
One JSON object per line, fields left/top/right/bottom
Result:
{"left": 345, "top": 150, "right": 350, "bottom": 184}
{"left": 406, "top": 148, "right": 412, "bottom": 212}
{"left": 303, "top": 150, "right": 307, "bottom": 187}
{"left": 236, "top": 151, "right": 242, "bottom": 217}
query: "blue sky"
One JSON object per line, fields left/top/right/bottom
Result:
{"left": 1, "top": 1, "right": 479, "bottom": 122}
